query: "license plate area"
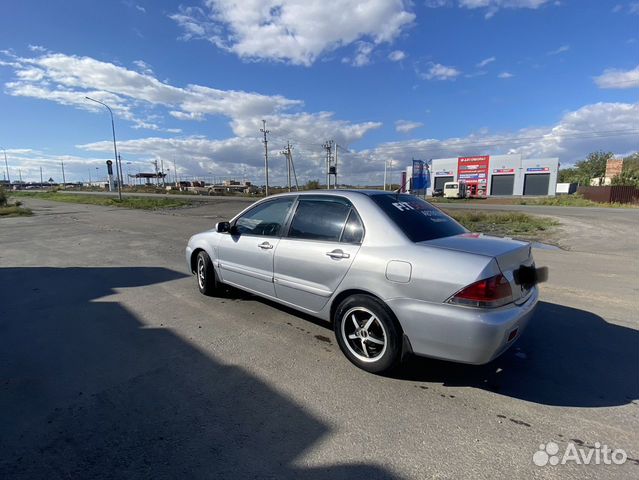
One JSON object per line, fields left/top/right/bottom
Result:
{"left": 513, "top": 265, "right": 548, "bottom": 289}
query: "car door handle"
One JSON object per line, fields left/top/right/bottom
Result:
{"left": 326, "top": 250, "right": 350, "bottom": 259}
{"left": 258, "top": 242, "right": 273, "bottom": 250}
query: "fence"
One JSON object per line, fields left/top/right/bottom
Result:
{"left": 577, "top": 186, "right": 639, "bottom": 204}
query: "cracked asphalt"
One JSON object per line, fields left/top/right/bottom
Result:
{"left": 1, "top": 198, "right": 637, "bottom": 479}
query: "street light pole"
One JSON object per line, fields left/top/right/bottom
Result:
{"left": 85, "top": 97, "right": 123, "bottom": 201}
{"left": 1, "top": 147, "right": 10, "bottom": 185}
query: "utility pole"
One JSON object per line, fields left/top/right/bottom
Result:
{"left": 260, "top": 119, "right": 270, "bottom": 196}
{"left": 18, "top": 169, "right": 22, "bottom": 183}
{"left": 323, "top": 140, "right": 335, "bottom": 189}
{"left": 61, "top": 161, "right": 66, "bottom": 189}
{"left": 335, "top": 144, "right": 338, "bottom": 188}
{"left": 280, "top": 141, "right": 294, "bottom": 192}
{"left": 151, "top": 160, "right": 159, "bottom": 186}
{"left": 173, "top": 158, "right": 178, "bottom": 186}
{"left": 160, "top": 158, "right": 165, "bottom": 186}
{"left": 40, "top": 166, "right": 44, "bottom": 185}
{"left": 1, "top": 148, "right": 9, "bottom": 185}
{"left": 88, "top": 168, "right": 91, "bottom": 185}
{"left": 383, "top": 160, "right": 387, "bottom": 190}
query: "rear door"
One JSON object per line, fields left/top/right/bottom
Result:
{"left": 273, "top": 196, "right": 364, "bottom": 312}
{"left": 217, "top": 196, "right": 295, "bottom": 298}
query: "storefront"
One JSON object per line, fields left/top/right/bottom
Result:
{"left": 413, "top": 154, "right": 559, "bottom": 197}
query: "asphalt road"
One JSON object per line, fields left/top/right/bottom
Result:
{"left": 1, "top": 198, "right": 637, "bottom": 479}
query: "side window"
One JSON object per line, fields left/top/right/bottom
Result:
{"left": 234, "top": 197, "right": 294, "bottom": 236}
{"left": 341, "top": 210, "right": 364, "bottom": 244}
{"left": 288, "top": 199, "right": 351, "bottom": 242}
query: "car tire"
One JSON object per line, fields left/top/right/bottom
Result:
{"left": 333, "top": 294, "right": 402, "bottom": 374}
{"left": 195, "top": 250, "right": 219, "bottom": 296}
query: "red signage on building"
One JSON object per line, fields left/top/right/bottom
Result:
{"left": 458, "top": 156, "right": 489, "bottom": 197}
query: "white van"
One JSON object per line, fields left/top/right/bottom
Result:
{"left": 443, "top": 181, "right": 466, "bottom": 199}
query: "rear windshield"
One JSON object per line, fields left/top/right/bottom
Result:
{"left": 371, "top": 194, "right": 467, "bottom": 242}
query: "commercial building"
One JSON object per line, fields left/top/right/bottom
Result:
{"left": 405, "top": 154, "right": 559, "bottom": 197}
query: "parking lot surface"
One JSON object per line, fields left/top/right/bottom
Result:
{"left": 1, "top": 198, "right": 637, "bottom": 479}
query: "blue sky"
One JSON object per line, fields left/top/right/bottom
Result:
{"left": 1, "top": 0, "right": 637, "bottom": 184}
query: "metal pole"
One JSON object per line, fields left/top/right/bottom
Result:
{"left": 41, "top": 166, "right": 44, "bottom": 186}
{"left": 61, "top": 161, "right": 66, "bottom": 188}
{"left": 85, "top": 97, "right": 122, "bottom": 200}
{"left": 2, "top": 148, "right": 10, "bottom": 185}
{"left": 335, "top": 143, "right": 338, "bottom": 189}
{"left": 260, "top": 120, "right": 270, "bottom": 196}
{"left": 287, "top": 143, "right": 291, "bottom": 192}
{"left": 383, "top": 160, "right": 387, "bottom": 190}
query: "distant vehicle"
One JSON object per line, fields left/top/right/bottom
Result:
{"left": 186, "top": 190, "right": 545, "bottom": 373}
{"left": 431, "top": 188, "right": 444, "bottom": 197}
{"left": 443, "top": 181, "right": 466, "bottom": 198}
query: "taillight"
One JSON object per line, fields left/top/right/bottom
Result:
{"left": 447, "top": 273, "right": 513, "bottom": 308}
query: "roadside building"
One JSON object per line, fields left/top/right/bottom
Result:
{"left": 404, "top": 154, "right": 559, "bottom": 197}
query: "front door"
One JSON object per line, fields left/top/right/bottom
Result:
{"left": 217, "top": 196, "right": 295, "bottom": 298}
{"left": 274, "top": 197, "right": 364, "bottom": 312}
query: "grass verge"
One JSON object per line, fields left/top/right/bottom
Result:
{"left": 517, "top": 195, "right": 635, "bottom": 208}
{"left": 431, "top": 194, "right": 636, "bottom": 208}
{"left": 12, "top": 192, "right": 193, "bottom": 210}
{"left": 445, "top": 210, "right": 559, "bottom": 241}
{"left": 0, "top": 205, "right": 33, "bottom": 217}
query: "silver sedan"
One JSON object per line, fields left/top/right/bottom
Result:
{"left": 186, "top": 190, "right": 545, "bottom": 373}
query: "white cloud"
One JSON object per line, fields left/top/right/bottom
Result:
{"left": 351, "top": 42, "right": 375, "bottom": 67}
{"left": 28, "top": 45, "right": 47, "bottom": 53}
{"left": 631, "top": 2, "right": 639, "bottom": 14}
{"left": 420, "top": 62, "right": 461, "bottom": 80}
{"left": 1, "top": 51, "right": 302, "bottom": 132}
{"left": 594, "top": 65, "right": 639, "bottom": 89}
{"left": 133, "top": 59, "right": 154, "bottom": 75}
{"left": 428, "top": 0, "right": 553, "bottom": 18}
{"left": 547, "top": 44, "right": 570, "bottom": 55}
{"left": 395, "top": 120, "right": 423, "bottom": 134}
{"left": 476, "top": 56, "right": 496, "bottom": 68}
{"left": 1, "top": 50, "right": 384, "bottom": 183}
{"left": 361, "top": 102, "right": 639, "bottom": 178}
{"left": 170, "top": 0, "right": 415, "bottom": 66}
{"left": 7, "top": 102, "right": 638, "bottom": 184}
{"left": 388, "top": 50, "right": 406, "bottom": 62}
{"left": 498, "top": 71, "right": 514, "bottom": 78}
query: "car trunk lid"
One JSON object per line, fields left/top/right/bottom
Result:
{"left": 419, "top": 233, "right": 534, "bottom": 302}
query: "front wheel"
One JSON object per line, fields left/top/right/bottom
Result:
{"left": 333, "top": 294, "right": 402, "bottom": 374}
{"left": 195, "top": 250, "right": 219, "bottom": 296}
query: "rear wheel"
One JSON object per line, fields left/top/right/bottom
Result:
{"left": 334, "top": 294, "right": 402, "bottom": 374}
{"left": 195, "top": 250, "right": 219, "bottom": 296}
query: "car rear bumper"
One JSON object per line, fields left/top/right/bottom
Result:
{"left": 386, "top": 287, "right": 538, "bottom": 364}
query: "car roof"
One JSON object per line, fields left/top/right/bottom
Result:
{"left": 268, "top": 189, "right": 400, "bottom": 199}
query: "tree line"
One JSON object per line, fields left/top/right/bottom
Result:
{"left": 558, "top": 151, "right": 639, "bottom": 187}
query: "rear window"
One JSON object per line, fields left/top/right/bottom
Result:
{"left": 371, "top": 194, "right": 466, "bottom": 242}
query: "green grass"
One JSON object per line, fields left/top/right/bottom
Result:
{"left": 517, "top": 194, "right": 636, "bottom": 208}
{"left": 445, "top": 210, "right": 559, "bottom": 241}
{"left": 430, "top": 193, "right": 636, "bottom": 208}
{"left": 0, "top": 205, "right": 33, "bottom": 217}
{"left": 11, "top": 191, "right": 193, "bottom": 210}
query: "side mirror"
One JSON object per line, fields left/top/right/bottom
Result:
{"left": 215, "top": 221, "right": 230, "bottom": 233}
